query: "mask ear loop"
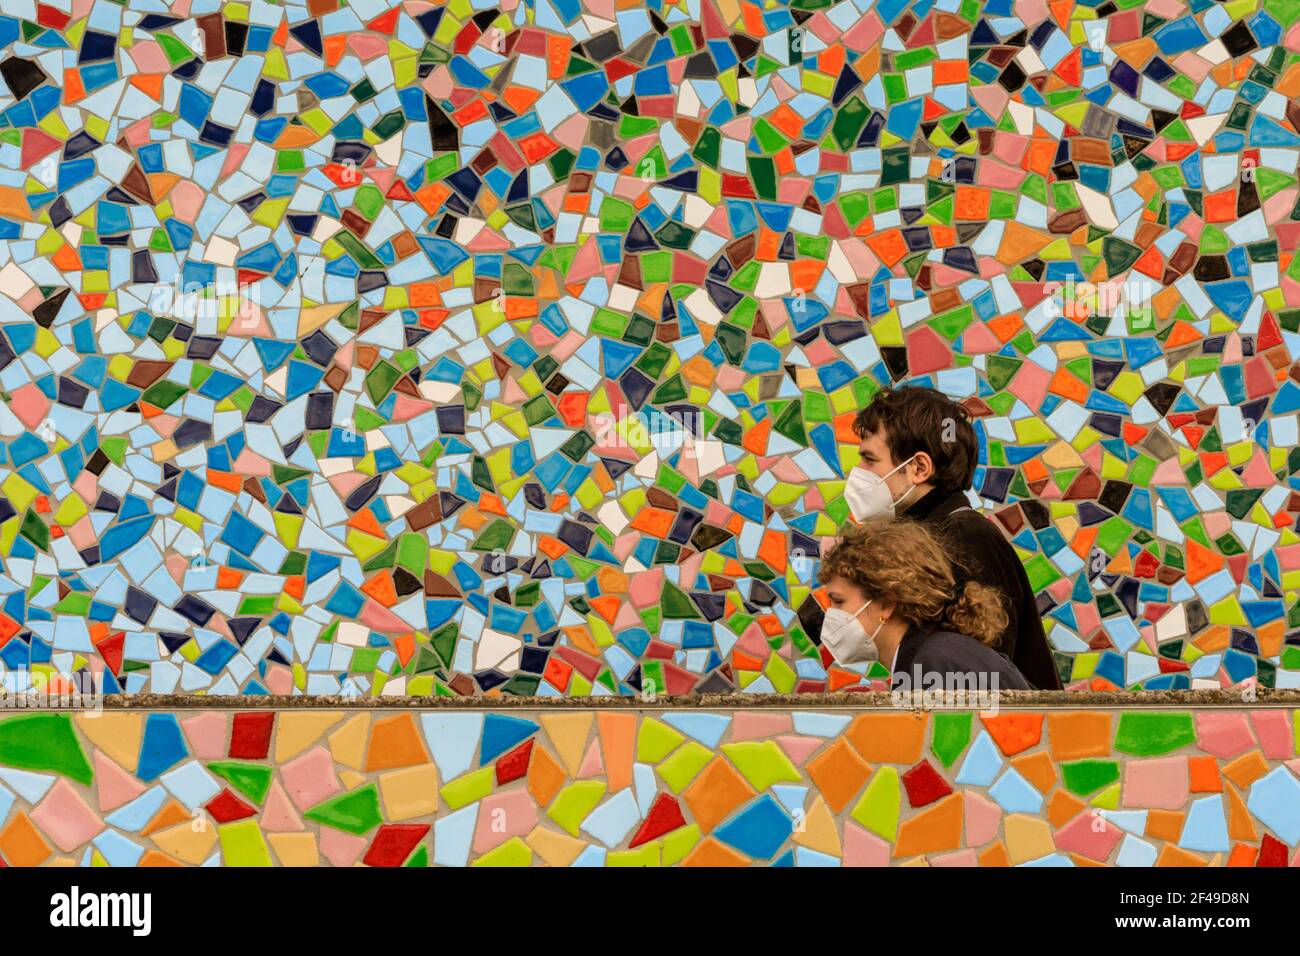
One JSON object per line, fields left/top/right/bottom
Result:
{"left": 890, "top": 455, "right": 919, "bottom": 510}
{"left": 870, "top": 605, "right": 893, "bottom": 640}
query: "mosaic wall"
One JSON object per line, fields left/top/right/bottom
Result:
{"left": 0, "top": 706, "right": 1293, "bottom": 866}
{"left": 2, "top": 0, "right": 1300, "bottom": 701}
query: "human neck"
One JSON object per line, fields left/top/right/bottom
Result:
{"left": 874, "top": 622, "right": 910, "bottom": 669}
{"left": 895, "top": 481, "right": 936, "bottom": 515}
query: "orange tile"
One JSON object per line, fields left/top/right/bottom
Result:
{"left": 138, "top": 850, "right": 184, "bottom": 866}
{"left": 953, "top": 185, "right": 990, "bottom": 220}
{"left": 1011, "top": 751, "right": 1057, "bottom": 793}
{"left": 0, "top": 812, "right": 52, "bottom": 867}
{"left": 683, "top": 758, "right": 757, "bottom": 833}
{"left": 805, "top": 738, "right": 872, "bottom": 814}
{"left": 997, "top": 220, "right": 1050, "bottom": 263}
{"left": 1224, "top": 786, "right": 1257, "bottom": 843}
{"left": 846, "top": 713, "right": 927, "bottom": 764}
{"left": 1047, "top": 790, "right": 1087, "bottom": 829}
{"left": 1157, "top": 844, "right": 1207, "bottom": 867}
{"left": 1188, "top": 755, "right": 1222, "bottom": 793}
{"left": 894, "top": 793, "right": 963, "bottom": 859}
{"left": 979, "top": 713, "right": 1044, "bottom": 756}
{"left": 978, "top": 841, "right": 1010, "bottom": 867}
{"left": 681, "top": 837, "right": 750, "bottom": 866}
{"left": 1257, "top": 620, "right": 1285, "bottom": 657}
{"left": 527, "top": 744, "right": 568, "bottom": 807}
{"left": 363, "top": 713, "right": 429, "bottom": 771}
{"left": 597, "top": 713, "right": 636, "bottom": 793}
{"left": 1047, "top": 711, "right": 1111, "bottom": 760}
{"left": 1227, "top": 843, "right": 1258, "bottom": 867}
{"left": 141, "top": 799, "right": 192, "bottom": 837}
{"left": 864, "top": 229, "right": 908, "bottom": 267}
{"left": 1221, "top": 751, "right": 1269, "bottom": 790}
{"left": 1145, "top": 809, "right": 1184, "bottom": 843}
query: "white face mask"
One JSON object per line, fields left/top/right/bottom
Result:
{"left": 844, "top": 456, "right": 917, "bottom": 522}
{"left": 821, "top": 599, "right": 886, "bottom": 666}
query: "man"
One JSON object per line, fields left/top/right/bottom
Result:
{"left": 840, "top": 385, "right": 1063, "bottom": 690}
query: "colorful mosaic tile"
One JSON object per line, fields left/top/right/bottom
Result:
{"left": 0, "top": 706, "right": 1293, "bottom": 865}
{"left": 2, "top": 0, "right": 1300, "bottom": 698}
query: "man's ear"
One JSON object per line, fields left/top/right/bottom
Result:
{"left": 911, "top": 451, "right": 935, "bottom": 483}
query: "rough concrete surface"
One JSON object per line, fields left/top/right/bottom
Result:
{"left": 21, "top": 688, "right": 1300, "bottom": 710}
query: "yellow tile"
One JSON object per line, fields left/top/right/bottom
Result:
{"left": 378, "top": 764, "right": 439, "bottom": 821}
{"left": 151, "top": 819, "right": 219, "bottom": 865}
{"left": 328, "top": 714, "right": 371, "bottom": 770}
{"left": 275, "top": 712, "right": 346, "bottom": 762}
{"left": 75, "top": 713, "right": 141, "bottom": 771}
{"left": 790, "top": 795, "right": 841, "bottom": 858}
{"left": 1005, "top": 814, "right": 1056, "bottom": 865}
{"left": 268, "top": 833, "right": 319, "bottom": 867}
{"left": 539, "top": 713, "right": 594, "bottom": 776}
{"left": 525, "top": 825, "right": 587, "bottom": 867}
{"left": 338, "top": 769, "right": 368, "bottom": 790}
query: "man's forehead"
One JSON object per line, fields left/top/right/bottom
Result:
{"left": 857, "top": 429, "right": 890, "bottom": 456}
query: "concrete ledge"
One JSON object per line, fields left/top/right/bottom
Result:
{"left": 27, "top": 688, "right": 1300, "bottom": 709}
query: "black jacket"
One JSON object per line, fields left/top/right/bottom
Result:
{"left": 891, "top": 626, "right": 1030, "bottom": 691}
{"left": 907, "top": 488, "right": 1063, "bottom": 690}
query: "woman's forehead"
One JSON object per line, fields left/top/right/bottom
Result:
{"left": 825, "top": 575, "right": 867, "bottom": 599}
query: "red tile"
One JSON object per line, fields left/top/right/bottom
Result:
{"left": 206, "top": 789, "right": 258, "bottom": 823}
{"left": 902, "top": 759, "right": 954, "bottom": 808}
{"left": 229, "top": 712, "right": 274, "bottom": 759}
{"left": 496, "top": 739, "right": 534, "bottom": 785}
{"left": 363, "top": 825, "right": 430, "bottom": 867}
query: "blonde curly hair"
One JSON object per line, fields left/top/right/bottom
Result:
{"left": 818, "top": 518, "right": 1009, "bottom": 646}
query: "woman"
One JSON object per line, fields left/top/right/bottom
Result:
{"left": 817, "top": 518, "right": 1030, "bottom": 692}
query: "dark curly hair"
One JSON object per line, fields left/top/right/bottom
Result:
{"left": 852, "top": 385, "right": 978, "bottom": 494}
{"left": 819, "top": 518, "right": 1008, "bottom": 645}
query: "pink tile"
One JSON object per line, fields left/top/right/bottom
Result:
{"left": 628, "top": 569, "right": 663, "bottom": 609}
{"left": 7, "top": 382, "right": 50, "bottom": 430}
{"left": 94, "top": 750, "right": 146, "bottom": 814}
{"left": 1054, "top": 812, "right": 1123, "bottom": 862}
{"left": 731, "top": 712, "right": 792, "bottom": 741}
{"left": 261, "top": 779, "right": 304, "bottom": 833}
{"left": 774, "top": 735, "right": 822, "bottom": 767}
{"left": 473, "top": 791, "right": 537, "bottom": 854}
{"left": 1249, "top": 711, "right": 1293, "bottom": 760}
{"left": 577, "top": 738, "right": 604, "bottom": 779}
{"left": 320, "top": 828, "right": 367, "bottom": 867}
{"left": 280, "top": 745, "right": 342, "bottom": 811}
{"left": 931, "top": 849, "right": 979, "bottom": 867}
{"left": 181, "top": 712, "right": 227, "bottom": 760}
{"left": 31, "top": 779, "right": 104, "bottom": 852}
{"left": 1122, "top": 756, "right": 1188, "bottom": 810}
{"left": 964, "top": 791, "right": 1002, "bottom": 847}
{"left": 1195, "top": 713, "right": 1255, "bottom": 759}
{"left": 842, "top": 822, "right": 890, "bottom": 867}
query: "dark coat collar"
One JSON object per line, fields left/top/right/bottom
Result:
{"left": 903, "top": 486, "right": 971, "bottom": 523}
